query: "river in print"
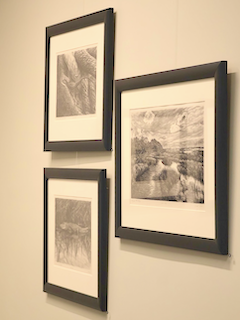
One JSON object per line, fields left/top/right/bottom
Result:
{"left": 131, "top": 102, "right": 204, "bottom": 203}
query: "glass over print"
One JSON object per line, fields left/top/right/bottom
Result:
{"left": 44, "top": 168, "right": 108, "bottom": 311}
{"left": 131, "top": 102, "right": 204, "bottom": 203}
{"left": 56, "top": 46, "right": 97, "bottom": 117}
{"left": 116, "top": 61, "right": 228, "bottom": 254}
{"left": 44, "top": 8, "right": 114, "bottom": 151}
{"left": 55, "top": 197, "right": 92, "bottom": 273}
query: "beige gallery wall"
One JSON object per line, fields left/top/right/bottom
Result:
{"left": 0, "top": 0, "right": 240, "bottom": 319}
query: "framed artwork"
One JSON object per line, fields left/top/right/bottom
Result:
{"left": 115, "top": 61, "right": 228, "bottom": 254}
{"left": 44, "top": 168, "right": 108, "bottom": 311}
{"left": 44, "top": 8, "right": 114, "bottom": 151}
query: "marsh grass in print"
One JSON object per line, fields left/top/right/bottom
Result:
{"left": 55, "top": 198, "right": 91, "bottom": 272}
{"left": 56, "top": 46, "right": 97, "bottom": 117}
{"left": 131, "top": 103, "right": 204, "bottom": 203}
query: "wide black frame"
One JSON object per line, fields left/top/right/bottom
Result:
{"left": 44, "top": 8, "right": 114, "bottom": 151}
{"left": 115, "top": 61, "right": 228, "bottom": 255}
{"left": 44, "top": 168, "right": 108, "bottom": 311}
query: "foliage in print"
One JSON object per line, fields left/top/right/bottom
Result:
{"left": 131, "top": 103, "right": 204, "bottom": 203}
{"left": 55, "top": 198, "right": 91, "bottom": 272}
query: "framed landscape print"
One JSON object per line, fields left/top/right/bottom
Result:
{"left": 44, "top": 168, "right": 108, "bottom": 311}
{"left": 44, "top": 8, "right": 114, "bottom": 151}
{"left": 115, "top": 61, "right": 228, "bottom": 254}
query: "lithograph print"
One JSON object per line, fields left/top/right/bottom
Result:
{"left": 55, "top": 197, "right": 91, "bottom": 273}
{"left": 56, "top": 46, "right": 97, "bottom": 117}
{"left": 131, "top": 102, "right": 204, "bottom": 203}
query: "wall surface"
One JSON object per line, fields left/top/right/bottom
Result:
{"left": 0, "top": 0, "right": 239, "bottom": 319}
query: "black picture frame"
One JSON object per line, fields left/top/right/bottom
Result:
{"left": 115, "top": 61, "right": 228, "bottom": 255}
{"left": 44, "top": 168, "right": 108, "bottom": 311}
{"left": 44, "top": 8, "right": 114, "bottom": 151}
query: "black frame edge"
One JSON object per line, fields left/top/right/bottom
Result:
{"left": 45, "top": 283, "right": 101, "bottom": 311}
{"left": 116, "top": 227, "right": 221, "bottom": 255}
{"left": 115, "top": 82, "right": 122, "bottom": 234}
{"left": 43, "top": 168, "right": 48, "bottom": 290}
{"left": 215, "top": 61, "right": 228, "bottom": 255}
{"left": 103, "top": 8, "right": 114, "bottom": 151}
{"left": 47, "top": 8, "right": 113, "bottom": 36}
{"left": 98, "top": 170, "right": 108, "bottom": 311}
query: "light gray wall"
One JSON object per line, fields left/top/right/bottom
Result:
{"left": 0, "top": 0, "right": 239, "bottom": 319}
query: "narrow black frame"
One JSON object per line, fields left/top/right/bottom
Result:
{"left": 44, "top": 8, "right": 114, "bottom": 151}
{"left": 44, "top": 168, "right": 108, "bottom": 311}
{"left": 115, "top": 61, "right": 228, "bottom": 255}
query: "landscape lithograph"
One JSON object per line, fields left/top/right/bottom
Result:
{"left": 131, "top": 102, "right": 204, "bottom": 204}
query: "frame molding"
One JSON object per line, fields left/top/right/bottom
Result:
{"left": 44, "top": 168, "right": 108, "bottom": 311}
{"left": 44, "top": 8, "right": 114, "bottom": 151}
{"left": 115, "top": 61, "right": 228, "bottom": 255}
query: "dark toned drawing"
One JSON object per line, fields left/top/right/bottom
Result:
{"left": 131, "top": 102, "right": 204, "bottom": 203}
{"left": 55, "top": 198, "right": 91, "bottom": 272}
{"left": 56, "top": 46, "right": 97, "bottom": 117}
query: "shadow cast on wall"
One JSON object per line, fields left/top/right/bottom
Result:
{"left": 120, "top": 238, "right": 232, "bottom": 271}
{"left": 45, "top": 294, "right": 108, "bottom": 319}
